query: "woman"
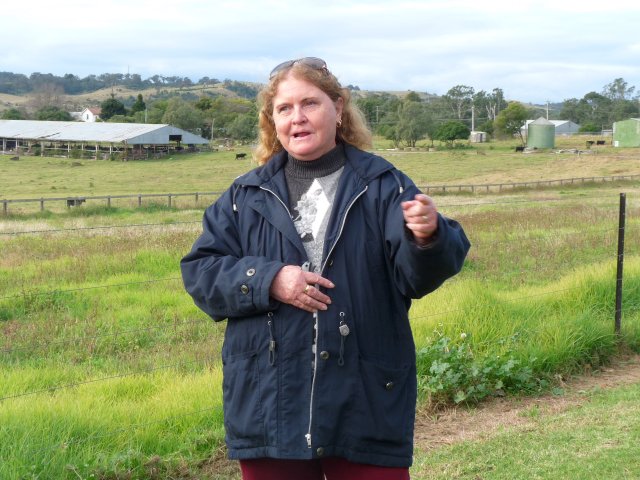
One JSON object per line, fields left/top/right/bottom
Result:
{"left": 181, "top": 57, "right": 470, "bottom": 480}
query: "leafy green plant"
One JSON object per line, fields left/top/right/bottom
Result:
{"left": 417, "top": 331, "right": 546, "bottom": 407}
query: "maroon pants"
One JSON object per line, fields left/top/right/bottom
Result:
{"left": 239, "top": 457, "right": 410, "bottom": 480}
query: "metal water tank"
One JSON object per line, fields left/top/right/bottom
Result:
{"left": 527, "top": 117, "right": 555, "bottom": 149}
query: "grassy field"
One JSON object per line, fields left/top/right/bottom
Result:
{"left": 1, "top": 140, "right": 639, "bottom": 478}
{"left": 413, "top": 377, "right": 640, "bottom": 479}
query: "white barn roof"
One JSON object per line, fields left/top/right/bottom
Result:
{"left": 0, "top": 120, "right": 209, "bottom": 145}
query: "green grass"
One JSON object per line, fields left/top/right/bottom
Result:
{"left": 2, "top": 138, "right": 639, "bottom": 199}
{"left": 1, "top": 143, "right": 639, "bottom": 478}
{"left": 412, "top": 381, "right": 640, "bottom": 479}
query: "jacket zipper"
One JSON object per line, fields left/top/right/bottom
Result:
{"left": 306, "top": 185, "right": 368, "bottom": 449}
{"left": 259, "top": 186, "right": 294, "bottom": 218}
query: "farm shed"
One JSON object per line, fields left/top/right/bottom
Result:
{"left": 522, "top": 119, "right": 580, "bottom": 135}
{"left": 612, "top": 118, "right": 640, "bottom": 147}
{"left": 0, "top": 120, "right": 209, "bottom": 159}
{"left": 469, "top": 131, "right": 487, "bottom": 143}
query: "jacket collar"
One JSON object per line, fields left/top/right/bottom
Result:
{"left": 237, "top": 144, "right": 396, "bottom": 189}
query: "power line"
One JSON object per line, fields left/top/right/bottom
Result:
{"left": 1, "top": 318, "right": 212, "bottom": 355}
{"left": 0, "top": 221, "right": 200, "bottom": 236}
{"left": 0, "top": 357, "right": 210, "bottom": 403}
{"left": 0, "top": 277, "right": 182, "bottom": 301}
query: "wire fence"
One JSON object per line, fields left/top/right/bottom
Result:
{"left": 0, "top": 191, "right": 638, "bottom": 477}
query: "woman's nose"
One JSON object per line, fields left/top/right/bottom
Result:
{"left": 292, "top": 106, "right": 307, "bottom": 124}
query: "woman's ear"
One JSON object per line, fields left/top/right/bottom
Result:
{"left": 335, "top": 97, "right": 344, "bottom": 119}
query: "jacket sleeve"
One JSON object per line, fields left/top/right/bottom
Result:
{"left": 180, "top": 187, "right": 285, "bottom": 321}
{"left": 382, "top": 172, "right": 471, "bottom": 299}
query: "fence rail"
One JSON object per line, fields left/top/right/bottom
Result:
{"left": 3, "top": 174, "right": 640, "bottom": 215}
{"left": 422, "top": 174, "right": 640, "bottom": 195}
{"left": 1, "top": 191, "right": 223, "bottom": 214}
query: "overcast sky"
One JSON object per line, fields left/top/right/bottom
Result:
{"left": 3, "top": 0, "right": 639, "bottom": 104}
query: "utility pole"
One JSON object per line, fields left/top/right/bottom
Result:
{"left": 471, "top": 105, "right": 475, "bottom": 131}
{"left": 546, "top": 100, "right": 549, "bottom": 120}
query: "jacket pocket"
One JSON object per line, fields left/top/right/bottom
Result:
{"left": 222, "top": 350, "right": 266, "bottom": 448}
{"left": 355, "top": 357, "right": 413, "bottom": 444}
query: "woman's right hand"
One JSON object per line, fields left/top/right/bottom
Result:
{"left": 269, "top": 265, "right": 334, "bottom": 313}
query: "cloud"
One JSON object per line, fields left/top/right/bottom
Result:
{"left": 1, "top": 0, "right": 639, "bottom": 103}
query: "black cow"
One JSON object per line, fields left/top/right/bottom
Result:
{"left": 596, "top": 140, "right": 606, "bottom": 146}
{"left": 515, "top": 146, "right": 525, "bottom": 152}
{"left": 66, "top": 198, "right": 86, "bottom": 207}
{"left": 235, "top": 153, "right": 247, "bottom": 160}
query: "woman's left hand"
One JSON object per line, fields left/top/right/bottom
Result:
{"left": 401, "top": 194, "right": 438, "bottom": 246}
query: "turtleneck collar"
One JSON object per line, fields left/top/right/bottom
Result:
{"left": 285, "top": 143, "right": 346, "bottom": 179}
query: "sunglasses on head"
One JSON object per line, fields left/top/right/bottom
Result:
{"left": 269, "top": 57, "right": 328, "bottom": 79}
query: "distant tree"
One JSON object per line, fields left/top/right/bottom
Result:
{"left": 161, "top": 97, "right": 203, "bottom": 131}
{"left": 473, "top": 88, "right": 507, "bottom": 122}
{"left": 578, "top": 122, "right": 600, "bottom": 133}
{"left": 29, "top": 82, "right": 65, "bottom": 110}
{"left": 0, "top": 72, "right": 31, "bottom": 94}
{"left": 560, "top": 81, "right": 639, "bottom": 129}
{"left": 494, "top": 102, "right": 528, "bottom": 145}
{"left": 130, "top": 94, "right": 146, "bottom": 114}
{"left": 223, "top": 80, "right": 260, "bottom": 99}
{"left": 195, "top": 97, "right": 214, "bottom": 111}
{"left": 107, "top": 114, "right": 134, "bottom": 123}
{"left": 404, "top": 91, "right": 422, "bottom": 102}
{"left": 146, "top": 99, "right": 168, "bottom": 123}
{"left": 35, "top": 106, "right": 72, "bottom": 121}
{"left": 1, "top": 107, "right": 27, "bottom": 120}
{"left": 477, "top": 120, "right": 495, "bottom": 136}
{"left": 395, "top": 101, "right": 433, "bottom": 147}
{"left": 433, "top": 121, "right": 470, "bottom": 147}
{"left": 443, "top": 85, "right": 475, "bottom": 120}
{"left": 61, "top": 73, "right": 83, "bottom": 94}
{"left": 100, "top": 95, "right": 127, "bottom": 120}
{"left": 227, "top": 113, "right": 258, "bottom": 141}
{"left": 356, "top": 93, "right": 399, "bottom": 132}
{"left": 602, "top": 78, "right": 636, "bottom": 101}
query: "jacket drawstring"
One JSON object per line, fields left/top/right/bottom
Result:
{"left": 389, "top": 170, "right": 404, "bottom": 194}
{"left": 232, "top": 184, "right": 242, "bottom": 212}
{"left": 338, "top": 312, "right": 349, "bottom": 367}
{"left": 267, "top": 312, "right": 276, "bottom": 366}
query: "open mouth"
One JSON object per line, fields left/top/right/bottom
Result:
{"left": 293, "top": 132, "right": 310, "bottom": 139}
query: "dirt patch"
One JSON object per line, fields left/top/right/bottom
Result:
{"left": 414, "top": 354, "right": 640, "bottom": 451}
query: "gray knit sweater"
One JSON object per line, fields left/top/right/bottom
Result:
{"left": 284, "top": 144, "right": 346, "bottom": 273}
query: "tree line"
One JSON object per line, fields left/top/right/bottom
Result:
{"left": 0, "top": 71, "right": 221, "bottom": 95}
{"left": 1, "top": 71, "right": 638, "bottom": 147}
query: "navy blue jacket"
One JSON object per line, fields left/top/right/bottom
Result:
{"left": 181, "top": 144, "right": 470, "bottom": 467}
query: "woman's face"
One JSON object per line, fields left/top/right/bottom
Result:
{"left": 272, "top": 74, "right": 343, "bottom": 161}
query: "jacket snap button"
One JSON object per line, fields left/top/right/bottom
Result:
{"left": 320, "top": 351, "right": 330, "bottom": 360}
{"left": 385, "top": 381, "right": 395, "bottom": 390}
{"left": 240, "top": 284, "right": 249, "bottom": 295}
{"left": 246, "top": 268, "right": 256, "bottom": 276}
{"left": 316, "top": 447, "right": 325, "bottom": 456}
